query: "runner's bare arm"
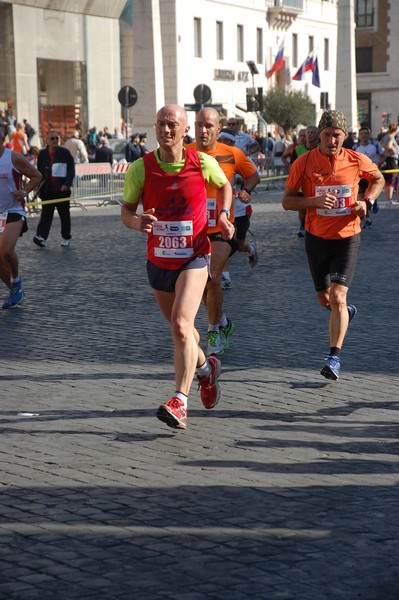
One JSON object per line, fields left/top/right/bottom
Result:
{"left": 237, "top": 171, "right": 260, "bottom": 203}
{"left": 11, "top": 152, "right": 42, "bottom": 199}
{"left": 121, "top": 202, "right": 157, "bottom": 233}
{"left": 281, "top": 143, "right": 294, "bottom": 167}
{"left": 216, "top": 180, "right": 234, "bottom": 240}
{"left": 215, "top": 180, "right": 232, "bottom": 214}
{"left": 282, "top": 187, "right": 339, "bottom": 211}
{"left": 361, "top": 170, "right": 385, "bottom": 203}
{"left": 351, "top": 170, "right": 385, "bottom": 216}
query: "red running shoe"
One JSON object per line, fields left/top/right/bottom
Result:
{"left": 197, "top": 356, "right": 221, "bottom": 409}
{"left": 156, "top": 396, "right": 187, "bottom": 429}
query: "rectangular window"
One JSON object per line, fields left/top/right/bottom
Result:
{"left": 292, "top": 33, "right": 298, "bottom": 68}
{"left": 216, "top": 21, "right": 223, "bottom": 60}
{"left": 309, "top": 36, "right": 314, "bottom": 53}
{"left": 320, "top": 92, "right": 329, "bottom": 110}
{"left": 357, "top": 93, "right": 371, "bottom": 128}
{"left": 324, "top": 38, "right": 329, "bottom": 71}
{"left": 237, "top": 25, "right": 244, "bottom": 62}
{"left": 282, "top": 0, "right": 304, "bottom": 7}
{"left": 355, "top": 0, "right": 374, "bottom": 27}
{"left": 256, "top": 28, "right": 263, "bottom": 64}
{"left": 356, "top": 46, "right": 373, "bottom": 72}
{"left": 194, "top": 17, "right": 202, "bottom": 57}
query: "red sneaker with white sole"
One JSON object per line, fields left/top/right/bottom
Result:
{"left": 156, "top": 396, "right": 187, "bottom": 429}
{"left": 197, "top": 356, "right": 221, "bottom": 409}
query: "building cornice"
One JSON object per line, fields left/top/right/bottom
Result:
{"left": 267, "top": 4, "right": 302, "bottom": 31}
{"left": 0, "top": 0, "right": 127, "bottom": 19}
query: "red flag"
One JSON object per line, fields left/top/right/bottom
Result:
{"left": 267, "top": 43, "right": 284, "bottom": 79}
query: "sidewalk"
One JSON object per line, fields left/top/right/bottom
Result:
{"left": 0, "top": 192, "right": 398, "bottom": 600}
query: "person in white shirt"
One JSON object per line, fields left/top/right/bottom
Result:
{"left": 63, "top": 131, "right": 89, "bottom": 164}
{"left": 225, "top": 118, "right": 260, "bottom": 156}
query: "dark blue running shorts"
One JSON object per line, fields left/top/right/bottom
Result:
{"left": 147, "top": 253, "right": 211, "bottom": 292}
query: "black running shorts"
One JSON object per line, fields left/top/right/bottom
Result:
{"left": 305, "top": 232, "right": 360, "bottom": 291}
{"left": 234, "top": 215, "right": 251, "bottom": 242}
{"left": 208, "top": 232, "right": 238, "bottom": 256}
{"left": 381, "top": 157, "right": 398, "bottom": 185}
{"left": 6, "top": 212, "right": 28, "bottom": 236}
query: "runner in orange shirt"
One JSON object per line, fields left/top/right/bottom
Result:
{"left": 187, "top": 108, "right": 260, "bottom": 356}
{"left": 12, "top": 123, "right": 29, "bottom": 156}
{"left": 282, "top": 109, "right": 384, "bottom": 380}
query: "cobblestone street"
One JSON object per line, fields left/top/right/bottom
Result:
{"left": 0, "top": 191, "right": 398, "bottom": 600}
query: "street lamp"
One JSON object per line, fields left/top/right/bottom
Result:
{"left": 246, "top": 60, "right": 259, "bottom": 87}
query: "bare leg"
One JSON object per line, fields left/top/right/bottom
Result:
{"left": 0, "top": 221, "right": 23, "bottom": 289}
{"left": 317, "top": 282, "right": 349, "bottom": 349}
{"left": 203, "top": 241, "right": 231, "bottom": 326}
{"left": 153, "top": 265, "right": 208, "bottom": 395}
{"left": 385, "top": 183, "right": 393, "bottom": 201}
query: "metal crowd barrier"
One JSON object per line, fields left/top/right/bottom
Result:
{"left": 70, "top": 163, "right": 131, "bottom": 208}
{"left": 65, "top": 161, "right": 399, "bottom": 209}
{"left": 253, "top": 155, "right": 288, "bottom": 191}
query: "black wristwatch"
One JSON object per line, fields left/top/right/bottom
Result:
{"left": 364, "top": 197, "right": 374, "bottom": 211}
{"left": 242, "top": 186, "right": 252, "bottom": 195}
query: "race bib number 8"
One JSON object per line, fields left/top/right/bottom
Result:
{"left": 316, "top": 185, "right": 352, "bottom": 216}
{"left": 153, "top": 220, "right": 194, "bottom": 258}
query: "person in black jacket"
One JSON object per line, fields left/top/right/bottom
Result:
{"left": 33, "top": 130, "right": 75, "bottom": 248}
{"left": 124, "top": 133, "right": 143, "bottom": 163}
{"left": 94, "top": 137, "right": 113, "bottom": 165}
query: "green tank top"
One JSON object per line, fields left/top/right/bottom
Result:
{"left": 295, "top": 144, "right": 311, "bottom": 157}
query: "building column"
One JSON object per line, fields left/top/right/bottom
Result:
{"left": 121, "top": 0, "right": 164, "bottom": 150}
{"left": 336, "top": 0, "right": 358, "bottom": 128}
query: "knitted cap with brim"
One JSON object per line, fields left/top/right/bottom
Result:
{"left": 317, "top": 110, "right": 348, "bottom": 135}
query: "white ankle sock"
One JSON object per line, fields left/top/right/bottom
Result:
{"left": 197, "top": 360, "right": 211, "bottom": 378}
{"left": 219, "top": 314, "right": 228, "bottom": 328}
{"left": 174, "top": 391, "right": 188, "bottom": 406}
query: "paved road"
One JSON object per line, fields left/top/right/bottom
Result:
{"left": 0, "top": 192, "right": 398, "bottom": 600}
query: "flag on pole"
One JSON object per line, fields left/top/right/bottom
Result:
{"left": 292, "top": 51, "right": 320, "bottom": 87}
{"left": 292, "top": 51, "right": 315, "bottom": 80}
{"left": 267, "top": 42, "right": 284, "bottom": 79}
{"left": 311, "top": 55, "right": 320, "bottom": 88}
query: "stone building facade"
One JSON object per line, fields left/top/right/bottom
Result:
{"left": 2, "top": 0, "right": 395, "bottom": 150}
{"left": 120, "top": 0, "right": 338, "bottom": 148}
{"left": 355, "top": 0, "right": 399, "bottom": 135}
{"left": 0, "top": 0, "right": 126, "bottom": 144}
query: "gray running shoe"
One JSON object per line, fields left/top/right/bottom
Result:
{"left": 221, "top": 274, "right": 232, "bottom": 290}
{"left": 206, "top": 329, "right": 226, "bottom": 356}
{"left": 248, "top": 240, "right": 258, "bottom": 268}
